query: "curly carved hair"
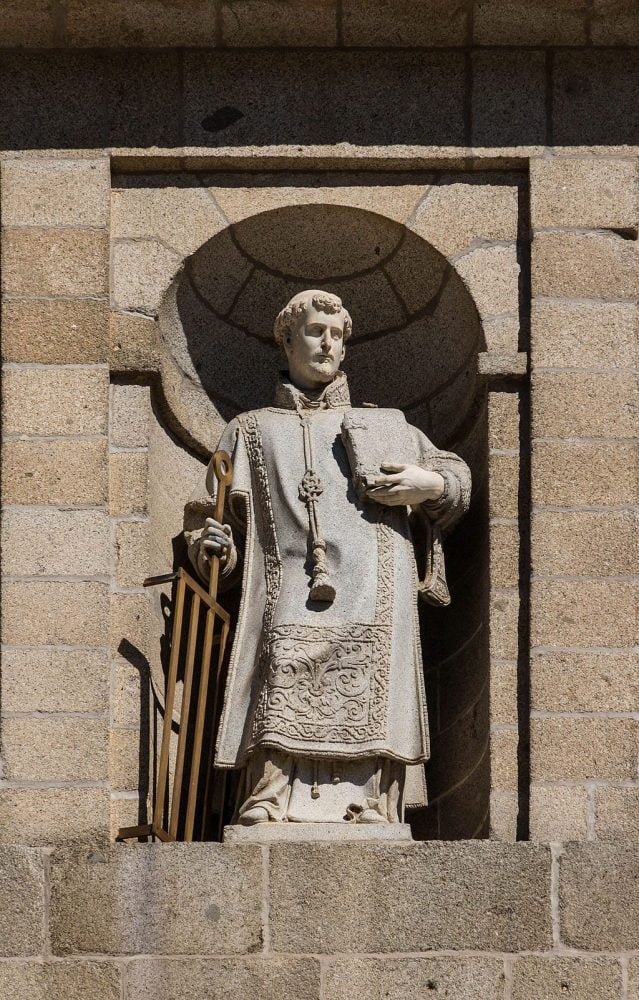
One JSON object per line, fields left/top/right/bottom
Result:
{"left": 273, "top": 290, "right": 353, "bottom": 346}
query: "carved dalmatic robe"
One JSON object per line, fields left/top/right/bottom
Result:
{"left": 185, "top": 373, "right": 471, "bottom": 823}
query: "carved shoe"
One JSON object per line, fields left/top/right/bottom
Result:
{"left": 238, "top": 806, "right": 270, "bottom": 825}
{"left": 356, "top": 808, "right": 389, "bottom": 824}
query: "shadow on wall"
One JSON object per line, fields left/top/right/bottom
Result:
{"left": 1, "top": 49, "right": 638, "bottom": 149}
{"left": 150, "top": 202, "right": 491, "bottom": 839}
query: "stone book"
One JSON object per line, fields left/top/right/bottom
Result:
{"left": 340, "top": 407, "right": 419, "bottom": 501}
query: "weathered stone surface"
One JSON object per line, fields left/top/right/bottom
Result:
{"left": 532, "top": 441, "right": 638, "bottom": 507}
{"left": 111, "top": 181, "right": 227, "bottom": 256}
{"left": 323, "top": 956, "right": 503, "bottom": 1000}
{"left": 65, "top": 0, "right": 215, "bottom": 47}
{"left": 532, "top": 232, "right": 638, "bottom": 299}
{"left": 0, "top": 846, "right": 45, "bottom": 956}
{"left": 2, "top": 439, "right": 108, "bottom": 505}
{"left": 489, "top": 789, "right": 518, "bottom": 841}
{"left": 455, "top": 245, "right": 519, "bottom": 317}
{"left": 490, "top": 587, "right": 520, "bottom": 660}
{"left": 512, "top": 956, "right": 622, "bottom": 1000}
{"left": 110, "top": 382, "right": 151, "bottom": 448}
{"left": 109, "top": 451, "right": 148, "bottom": 516}
{"left": 1, "top": 717, "right": 108, "bottom": 782}
{"left": 409, "top": 182, "right": 518, "bottom": 258}
{"left": 2, "top": 580, "right": 109, "bottom": 645}
{"left": 628, "top": 958, "right": 639, "bottom": 1000}
{"left": 491, "top": 660, "right": 518, "bottom": 725}
{"left": 1, "top": 507, "right": 110, "bottom": 577}
{"left": 531, "top": 578, "right": 638, "bottom": 648}
{"left": 532, "top": 300, "right": 638, "bottom": 370}
{"left": 222, "top": 0, "right": 336, "bottom": 46}
{"left": 531, "top": 157, "right": 638, "bottom": 232}
{"left": 109, "top": 728, "right": 144, "bottom": 790}
{"left": 490, "top": 521, "right": 519, "bottom": 588}
{"left": 110, "top": 593, "right": 151, "bottom": 658}
{"left": 341, "top": 0, "right": 466, "bottom": 46}
{"left": 488, "top": 391, "right": 520, "bottom": 451}
{"left": 483, "top": 314, "right": 520, "bottom": 354}
{"left": 1, "top": 228, "right": 108, "bottom": 297}
{"left": 489, "top": 454, "right": 520, "bottom": 519}
{"left": 552, "top": 50, "right": 639, "bottom": 146}
{"left": 1, "top": 158, "right": 109, "bottom": 227}
{"left": 269, "top": 842, "right": 551, "bottom": 952}
{"left": 2, "top": 367, "right": 108, "bottom": 436}
{"left": 0, "top": 788, "right": 110, "bottom": 847}
{"left": 127, "top": 957, "right": 320, "bottom": 1000}
{"left": 591, "top": 0, "right": 639, "bottom": 44}
{"left": 596, "top": 787, "right": 639, "bottom": 840}
{"left": 472, "top": 50, "right": 546, "bottom": 145}
{"left": 112, "top": 239, "right": 182, "bottom": 314}
{"left": 529, "top": 783, "right": 589, "bottom": 842}
{"left": 560, "top": 842, "right": 639, "bottom": 950}
{"left": 0, "top": 960, "right": 121, "bottom": 1000}
{"left": 1, "top": 647, "right": 108, "bottom": 714}
{"left": 532, "top": 717, "right": 639, "bottom": 781}
{"left": 111, "top": 656, "right": 144, "bottom": 727}
{"left": 532, "top": 372, "right": 637, "bottom": 439}
{"left": 532, "top": 510, "right": 638, "bottom": 577}
{"left": 474, "top": 0, "right": 586, "bottom": 45}
{"left": 50, "top": 844, "right": 264, "bottom": 955}
{"left": 490, "top": 729, "right": 519, "bottom": 792}
{"left": 109, "top": 312, "right": 158, "bottom": 373}
{"left": 116, "top": 520, "right": 149, "bottom": 588}
{"left": 0, "top": 0, "right": 57, "bottom": 46}
{"left": 531, "top": 651, "right": 639, "bottom": 713}
{"left": 1, "top": 298, "right": 109, "bottom": 364}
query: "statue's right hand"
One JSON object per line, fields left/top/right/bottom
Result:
{"left": 198, "top": 518, "right": 234, "bottom": 573}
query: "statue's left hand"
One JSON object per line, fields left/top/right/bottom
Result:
{"left": 366, "top": 463, "right": 446, "bottom": 506}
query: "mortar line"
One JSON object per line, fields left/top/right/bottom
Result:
{"left": 550, "top": 843, "right": 562, "bottom": 951}
{"left": 621, "top": 955, "right": 629, "bottom": 1000}
{"left": 503, "top": 955, "right": 514, "bottom": 1000}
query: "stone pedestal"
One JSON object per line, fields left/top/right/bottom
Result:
{"left": 224, "top": 823, "right": 413, "bottom": 843}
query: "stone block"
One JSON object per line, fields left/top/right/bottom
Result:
{"left": 111, "top": 656, "right": 144, "bottom": 727}
{"left": 472, "top": 50, "right": 546, "bottom": 146}
{"left": 0, "top": 846, "right": 45, "bottom": 956}
{"left": 490, "top": 728, "right": 519, "bottom": 792}
{"left": 531, "top": 441, "right": 638, "bottom": 507}
{"left": 1, "top": 158, "right": 109, "bottom": 227}
{"left": 532, "top": 372, "right": 637, "bottom": 439}
{"left": 532, "top": 510, "right": 638, "bottom": 577}
{"left": 2, "top": 367, "right": 108, "bottom": 437}
{"left": 116, "top": 520, "right": 149, "bottom": 588}
{"left": 483, "top": 315, "right": 520, "bottom": 354}
{"left": 591, "top": 0, "right": 639, "bottom": 44}
{"left": 1, "top": 647, "right": 109, "bottom": 714}
{"left": 1, "top": 507, "right": 110, "bottom": 578}
{"left": 490, "top": 588, "right": 520, "bottom": 660}
{"left": 489, "top": 453, "right": 520, "bottom": 519}
{"left": 532, "top": 232, "right": 638, "bottom": 300}
{"left": 411, "top": 182, "right": 518, "bottom": 259}
{"left": 341, "top": 0, "right": 466, "bottom": 46}
{"left": 560, "top": 842, "right": 639, "bottom": 949}
{"left": 531, "top": 157, "right": 638, "bottom": 232}
{"left": 269, "top": 842, "right": 551, "bottom": 952}
{"left": 488, "top": 391, "right": 520, "bottom": 452}
{"left": 1, "top": 228, "right": 108, "bottom": 297}
{"left": 65, "top": 0, "right": 215, "bottom": 47}
{"left": 323, "top": 956, "right": 504, "bottom": 1000}
{"left": 629, "top": 959, "right": 639, "bottom": 1000}
{"left": 110, "top": 593, "right": 151, "bottom": 659}
{"left": 529, "top": 783, "right": 589, "bottom": 842}
{"left": 531, "top": 578, "right": 638, "bottom": 648}
{"left": 111, "top": 181, "right": 227, "bottom": 257}
{"left": 109, "top": 451, "right": 148, "bottom": 516}
{"left": 512, "top": 956, "right": 622, "bottom": 1000}
{"left": 2, "top": 580, "right": 109, "bottom": 646}
{"left": 50, "top": 843, "right": 264, "bottom": 955}
{"left": 596, "top": 787, "right": 639, "bottom": 840}
{"left": 222, "top": 0, "right": 337, "bottom": 46}
{"left": 0, "top": 0, "right": 56, "bottom": 46}
{"left": 0, "top": 788, "right": 110, "bottom": 847}
{"left": 110, "top": 795, "right": 143, "bottom": 839}
{"left": 109, "top": 728, "right": 145, "bottom": 791}
{"left": 1, "top": 717, "right": 109, "bottom": 782}
{"left": 489, "top": 789, "right": 518, "bottom": 841}
{"left": 474, "top": 0, "right": 586, "bottom": 44}
{"left": 532, "top": 299, "right": 638, "bottom": 371}
{"left": 553, "top": 50, "right": 639, "bottom": 146}
{"left": 112, "top": 240, "right": 181, "bottom": 314}
{"left": 531, "top": 717, "right": 639, "bottom": 781}
{"left": 127, "top": 957, "right": 321, "bottom": 1000}
{"left": 110, "top": 382, "right": 151, "bottom": 448}
{"left": 490, "top": 521, "right": 520, "bottom": 588}
{"left": 455, "top": 245, "right": 519, "bottom": 317}
{"left": 531, "top": 650, "right": 639, "bottom": 713}
{"left": 2, "top": 439, "right": 108, "bottom": 506}
{"left": 0, "top": 961, "right": 121, "bottom": 1000}
{"left": 109, "top": 312, "right": 158, "bottom": 373}
{"left": 491, "top": 660, "right": 518, "bottom": 725}
{"left": 1, "top": 298, "right": 109, "bottom": 364}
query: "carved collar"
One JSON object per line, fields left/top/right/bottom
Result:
{"left": 272, "top": 371, "right": 351, "bottom": 411}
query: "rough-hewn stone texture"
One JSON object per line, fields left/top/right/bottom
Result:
{"left": 110, "top": 382, "right": 151, "bottom": 448}
{"left": 596, "top": 787, "right": 639, "bottom": 840}
{"left": 116, "top": 520, "right": 149, "bottom": 588}
{"left": 0, "top": 157, "right": 109, "bottom": 227}
{"left": 341, "top": 0, "right": 467, "bottom": 47}
{"left": 591, "top": 0, "right": 639, "bottom": 45}
{"left": 531, "top": 717, "right": 639, "bottom": 781}
{"left": 531, "top": 510, "right": 638, "bottom": 577}
{"left": 110, "top": 592, "right": 151, "bottom": 659}
{"left": 0, "top": 960, "right": 121, "bottom": 1000}
{"left": 1, "top": 717, "right": 109, "bottom": 783}
{"left": 221, "top": 0, "right": 337, "bottom": 47}
{"left": 531, "top": 157, "right": 638, "bottom": 232}
{"left": 552, "top": 49, "right": 639, "bottom": 146}
{"left": 474, "top": 0, "right": 586, "bottom": 45}
{"left": 2, "top": 438, "right": 108, "bottom": 505}
{"left": 531, "top": 651, "right": 639, "bottom": 713}
{"left": 1, "top": 228, "right": 108, "bottom": 297}
{"left": 111, "top": 656, "right": 144, "bottom": 727}
{"left": 49, "top": 844, "right": 264, "bottom": 955}
{"left": 0, "top": 789, "right": 110, "bottom": 848}
{"left": 409, "top": 183, "right": 519, "bottom": 258}
{"left": 109, "top": 312, "right": 158, "bottom": 373}
{"left": 1, "top": 299, "right": 109, "bottom": 364}
{"left": 2, "top": 580, "right": 109, "bottom": 646}
{"left": 490, "top": 729, "right": 519, "bottom": 793}
{"left": 109, "top": 451, "right": 148, "bottom": 516}
{"left": 0, "top": 847, "right": 45, "bottom": 956}
{"left": 2, "top": 367, "right": 108, "bottom": 437}
{"left": 531, "top": 579, "right": 638, "bottom": 648}
{"left": 1, "top": 507, "right": 110, "bottom": 578}
{"left": 512, "top": 956, "right": 622, "bottom": 1000}
{"left": 489, "top": 588, "right": 520, "bottom": 660}
{"left": 1, "top": 648, "right": 109, "bottom": 714}
{"left": 65, "top": 0, "right": 215, "bottom": 48}
{"left": 531, "top": 441, "right": 638, "bottom": 507}
{"left": 455, "top": 245, "right": 519, "bottom": 317}
{"left": 532, "top": 231, "right": 638, "bottom": 300}
{"left": 323, "top": 956, "right": 504, "bottom": 1000}
{"left": 529, "top": 784, "right": 589, "bottom": 842}
{"left": 269, "top": 843, "right": 552, "bottom": 952}
{"left": 471, "top": 49, "right": 546, "bottom": 146}
{"left": 489, "top": 454, "right": 520, "bottom": 519}
{"left": 531, "top": 300, "right": 638, "bottom": 370}
{"left": 491, "top": 660, "right": 518, "bottom": 725}
{"left": 488, "top": 391, "right": 520, "bottom": 451}
{"left": 560, "top": 843, "right": 639, "bottom": 950}
{"left": 490, "top": 521, "right": 519, "bottom": 588}
{"left": 532, "top": 373, "right": 638, "bottom": 440}
{"left": 127, "top": 957, "right": 321, "bottom": 1000}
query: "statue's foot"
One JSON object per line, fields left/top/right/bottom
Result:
{"left": 356, "top": 808, "right": 389, "bottom": 825}
{"left": 238, "top": 806, "right": 270, "bottom": 826}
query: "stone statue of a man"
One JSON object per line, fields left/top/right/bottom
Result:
{"left": 185, "top": 290, "right": 470, "bottom": 827}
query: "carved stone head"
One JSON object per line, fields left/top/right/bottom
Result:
{"left": 274, "top": 290, "right": 353, "bottom": 390}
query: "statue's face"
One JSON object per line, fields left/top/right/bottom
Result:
{"left": 284, "top": 304, "right": 346, "bottom": 389}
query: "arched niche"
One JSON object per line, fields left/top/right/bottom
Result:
{"left": 148, "top": 203, "right": 490, "bottom": 839}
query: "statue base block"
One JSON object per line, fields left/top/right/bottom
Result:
{"left": 223, "top": 822, "right": 413, "bottom": 843}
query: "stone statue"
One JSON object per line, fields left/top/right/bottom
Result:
{"left": 184, "top": 290, "right": 470, "bottom": 831}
